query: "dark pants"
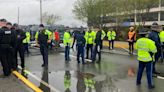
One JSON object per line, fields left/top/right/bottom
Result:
{"left": 137, "top": 61, "right": 153, "bottom": 87}
{"left": 23, "top": 43, "right": 29, "bottom": 54}
{"left": 109, "top": 40, "right": 114, "bottom": 49}
{"left": 10, "top": 48, "right": 17, "bottom": 70}
{"left": 162, "top": 44, "right": 164, "bottom": 58}
{"left": 77, "top": 46, "right": 85, "bottom": 64}
{"left": 100, "top": 40, "right": 103, "bottom": 49}
{"left": 0, "top": 49, "right": 12, "bottom": 76}
{"left": 129, "top": 42, "right": 134, "bottom": 53}
{"left": 153, "top": 49, "right": 161, "bottom": 72}
{"left": 65, "top": 46, "right": 70, "bottom": 61}
{"left": 71, "top": 37, "right": 76, "bottom": 48}
{"left": 15, "top": 45, "right": 25, "bottom": 68}
{"left": 86, "top": 44, "right": 93, "bottom": 59}
{"left": 40, "top": 44, "right": 48, "bottom": 66}
{"left": 92, "top": 45, "right": 101, "bottom": 62}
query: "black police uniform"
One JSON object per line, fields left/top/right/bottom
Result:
{"left": 0, "top": 27, "right": 16, "bottom": 76}
{"left": 92, "top": 31, "right": 102, "bottom": 63}
{"left": 15, "top": 29, "right": 26, "bottom": 69}
{"left": 38, "top": 30, "right": 49, "bottom": 67}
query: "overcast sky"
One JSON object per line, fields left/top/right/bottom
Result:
{"left": 0, "top": 0, "right": 86, "bottom": 27}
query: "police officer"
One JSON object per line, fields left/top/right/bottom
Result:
{"left": 148, "top": 22, "right": 162, "bottom": 75}
{"left": 160, "top": 30, "right": 164, "bottom": 62}
{"left": 136, "top": 29, "right": 157, "bottom": 89}
{"left": 6, "top": 22, "right": 17, "bottom": 70}
{"left": 85, "top": 27, "right": 94, "bottom": 59}
{"left": 23, "top": 31, "right": 31, "bottom": 54}
{"left": 13, "top": 23, "right": 26, "bottom": 69}
{"left": 63, "top": 27, "right": 71, "bottom": 61}
{"left": 92, "top": 27, "right": 102, "bottom": 63}
{"left": 35, "top": 24, "right": 52, "bottom": 67}
{"left": 107, "top": 28, "right": 116, "bottom": 50}
{"left": 0, "top": 19, "right": 16, "bottom": 76}
{"left": 76, "top": 30, "right": 86, "bottom": 64}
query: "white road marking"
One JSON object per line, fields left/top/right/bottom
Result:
{"left": 60, "top": 53, "right": 92, "bottom": 62}
{"left": 116, "top": 44, "right": 137, "bottom": 55}
{"left": 18, "top": 66, "right": 61, "bottom": 92}
{"left": 157, "top": 75, "right": 164, "bottom": 80}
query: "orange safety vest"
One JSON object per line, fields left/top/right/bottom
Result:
{"left": 128, "top": 31, "right": 136, "bottom": 42}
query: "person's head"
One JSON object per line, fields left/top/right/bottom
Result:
{"left": 0, "top": 19, "right": 7, "bottom": 28}
{"left": 13, "top": 23, "right": 19, "bottom": 30}
{"left": 139, "top": 29, "right": 149, "bottom": 37}
{"left": 88, "top": 27, "right": 92, "bottom": 32}
{"left": 65, "top": 26, "right": 70, "bottom": 32}
{"left": 129, "top": 27, "right": 134, "bottom": 32}
{"left": 151, "top": 22, "right": 162, "bottom": 32}
{"left": 39, "top": 24, "right": 44, "bottom": 31}
{"left": 6, "top": 22, "right": 12, "bottom": 29}
{"left": 95, "top": 26, "right": 100, "bottom": 32}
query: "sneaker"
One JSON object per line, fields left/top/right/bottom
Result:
{"left": 149, "top": 85, "right": 155, "bottom": 89}
{"left": 42, "top": 64, "right": 45, "bottom": 67}
{"left": 153, "top": 71, "right": 160, "bottom": 75}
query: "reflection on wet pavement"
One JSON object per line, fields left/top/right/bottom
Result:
{"left": 26, "top": 62, "right": 124, "bottom": 92}
{"left": 24, "top": 49, "right": 164, "bottom": 92}
{"left": 39, "top": 67, "right": 50, "bottom": 92}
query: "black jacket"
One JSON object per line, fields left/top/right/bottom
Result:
{"left": 95, "top": 31, "right": 102, "bottom": 45}
{"left": 15, "top": 29, "right": 26, "bottom": 46}
{"left": 0, "top": 27, "right": 16, "bottom": 52}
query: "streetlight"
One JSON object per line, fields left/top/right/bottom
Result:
{"left": 18, "top": 7, "right": 20, "bottom": 25}
{"left": 40, "top": 0, "right": 43, "bottom": 24}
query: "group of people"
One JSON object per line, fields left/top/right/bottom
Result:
{"left": 0, "top": 19, "right": 29, "bottom": 77}
{"left": 63, "top": 26, "right": 116, "bottom": 64}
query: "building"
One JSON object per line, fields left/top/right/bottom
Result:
{"left": 105, "top": 0, "right": 164, "bottom": 27}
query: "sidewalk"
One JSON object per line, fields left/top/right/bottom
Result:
{"left": 0, "top": 67, "right": 32, "bottom": 92}
{"left": 102, "top": 41, "right": 137, "bottom": 55}
{"left": 103, "top": 41, "right": 136, "bottom": 49}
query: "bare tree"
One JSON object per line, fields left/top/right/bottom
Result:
{"left": 42, "top": 12, "right": 61, "bottom": 25}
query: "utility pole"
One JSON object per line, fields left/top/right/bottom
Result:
{"left": 18, "top": 7, "right": 20, "bottom": 25}
{"left": 40, "top": 0, "right": 43, "bottom": 24}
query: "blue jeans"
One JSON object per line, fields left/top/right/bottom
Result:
{"left": 40, "top": 44, "right": 48, "bottom": 66}
{"left": 65, "top": 46, "right": 70, "bottom": 61}
{"left": 137, "top": 61, "right": 153, "bottom": 87}
{"left": 77, "top": 46, "right": 85, "bottom": 64}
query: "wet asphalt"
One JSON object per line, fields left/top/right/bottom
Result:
{"left": 7, "top": 47, "right": 164, "bottom": 92}
{"left": 19, "top": 48, "right": 164, "bottom": 92}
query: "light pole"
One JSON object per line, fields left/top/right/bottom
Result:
{"left": 18, "top": 7, "right": 20, "bottom": 25}
{"left": 40, "top": 0, "right": 43, "bottom": 24}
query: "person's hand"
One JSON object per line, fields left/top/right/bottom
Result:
{"left": 17, "top": 35, "right": 20, "bottom": 38}
{"left": 36, "top": 43, "right": 40, "bottom": 47}
{"left": 47, "top": 40, "right": 51, "bottom": 43}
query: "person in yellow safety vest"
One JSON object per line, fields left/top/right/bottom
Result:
{"left": 107, "top": 28, "right": 116, "bottom": 50}
{"left": 63, "top": 27, "right": 72, "bottom": 61}
{"left": 35, "top": 24, "right": 52, "bottom": 67}
{"left": 85, "top": 27, "right": 95, "bottom": 59}
{"left": 23, "top": 31, "right": 31, "bottom": 54}
{"left": 160, "top": 30, "right": 164, "bottom": 44}
{"left": 64, "top": 71, "right": 71, "bottom": 92}
{"left": 84, "top": 76, "right": 95, "bottom": 92}
{"left": 160, "top": 30, "right": 164, "bottom": 60}
{"left": 136, "top": 29, "right": 157, "bottom": 89}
